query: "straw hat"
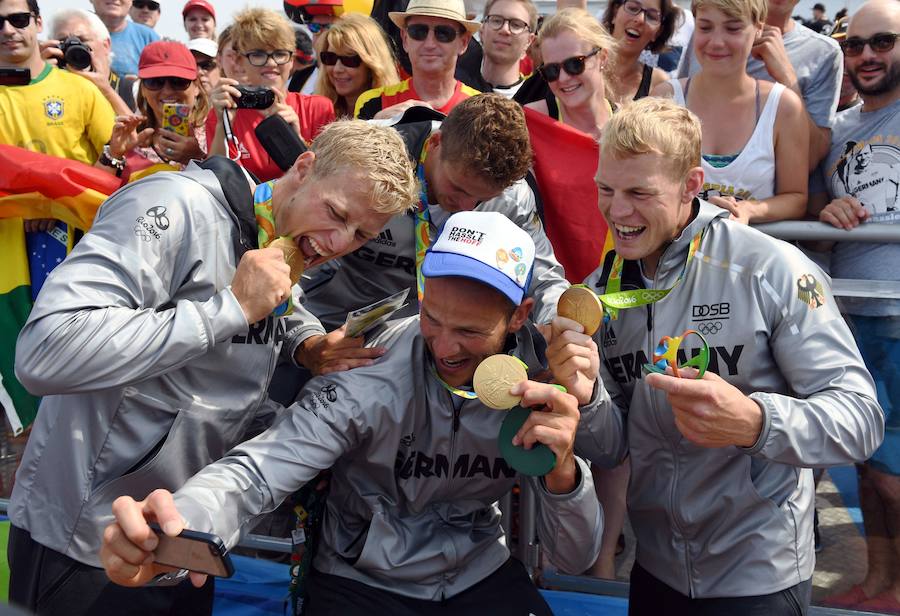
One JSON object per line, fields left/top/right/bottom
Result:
{"left": 389, "top": 0, "right": 481, "bottom": 33}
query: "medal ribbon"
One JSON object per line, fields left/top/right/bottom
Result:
{"left": 429, "top": 364, "right": 479, "bottom": 400}
{"left": 253, "top": 180, "right": 293, "bottom": 316}
{"left": 600, "top": 230, "right": 704, "bottom": 321}
{"left": 413, "top": 138, "right": 433, "bottom": 304}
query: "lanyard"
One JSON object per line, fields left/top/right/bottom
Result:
{"left": 413, "top": 137, "right": 433, "bottom": 304}
{"left": 600, "top": 230, "right": 704, "bottom": 321}
{"left": 254, "top": 180, "right": 293, "bottom": 316}
{"left": 428, "top": 364, "right": 479, "bottom": 400}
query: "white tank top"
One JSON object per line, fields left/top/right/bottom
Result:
{"left": 670, "top": 79, "right": 784, "bottom": 202}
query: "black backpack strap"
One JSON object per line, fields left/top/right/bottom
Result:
{"left": 197, "top": 156, "right": 259, "bottom": 259}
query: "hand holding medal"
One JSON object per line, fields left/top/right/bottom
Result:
{"left": 473, "top": 355, "right": 575, "bottom": 481}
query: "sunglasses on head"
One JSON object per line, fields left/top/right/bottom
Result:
{"left": 307, "top": 22, "right": 332, "bottom": 34}
{"left": 132, "top": 0, "right": 160, "bottom": 10}
{"left": 840, "top": 32, "right": 898, "bottom": 57}
{"left": 142, "top": 76, "right": 192, "bottom": 91}
{"left": 538, "top": 48, "right": 601, "bottom": 82}
{"left": 197, "top": 59, "right": 217, "bottom": 71}
{"left": 243, "top": 49, "right": 294, "bottom": 67}
{"left": 406, "top": 23, "right": 464, "bottom": 43}
{"left": 0, "top": 12, "right": 33, "bottom": 29}
{"left": 319, "top": 51, "right": 363, "bottom": 68}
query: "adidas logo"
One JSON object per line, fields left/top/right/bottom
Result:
{"left": 603, "top": 325, "right": 617, "bottom": 348}
{"left": 372, "top": 229, "right": 396, "bottom": 247}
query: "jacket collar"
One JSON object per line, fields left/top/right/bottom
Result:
{"left": 651, "top": 199, "right": 726, "bottom": 286}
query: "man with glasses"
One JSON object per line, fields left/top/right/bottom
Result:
{"left": 90, "top": 0, "right": 159, "bottom": 80}
{"left": 129, "top": 0, "right": 160, "bottom": 30}
{"left": 809, "top": 3, "right": 900, "bottom": 610}
{"left": 45, "top": 8, "right": 135, "bottom": 113}
{"left": 470, "top": 0, "right": 536, "bottom": 98}
{"left": 0, "top": 0, "right": 114, "bottom": 439}
{"left": 355, "top": 0, "right": 481, "bottom": 119}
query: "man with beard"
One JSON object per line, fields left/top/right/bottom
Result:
{"left": 809, "top": 2, "right": 900, "bottom": 610}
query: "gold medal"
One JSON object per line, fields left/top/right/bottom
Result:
{"left": 269, "top": 236, "right": 305, "bottom": 285}
{"left": 473, "top": 354, "right": 528, "bottom": 410}
{"left": 557, "top": 286, "right": 603, "bottom": 335}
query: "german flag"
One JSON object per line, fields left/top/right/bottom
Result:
{"left": 0, "top": 145, "right": 122, "bottom": 432}
{"left": 524, "top": 108, "right": 613, "bottom": 284}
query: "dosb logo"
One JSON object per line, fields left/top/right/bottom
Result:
{"left": 692, "top": 302, "right": 730, "bottom": 319}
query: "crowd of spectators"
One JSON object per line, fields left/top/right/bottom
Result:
{"left": 0, "top": 0, "right": 898, "bottom": 613}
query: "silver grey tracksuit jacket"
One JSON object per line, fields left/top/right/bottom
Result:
{"left": 173, "top": 317, "right": 603, "bottom": 600}
{"left": 9, "top": 162, "right": 309, "bottom": 567}
{"left": 576, "top": 200, "right": 883, "bottom": 597}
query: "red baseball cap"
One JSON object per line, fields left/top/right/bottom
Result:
{"left": 182, "top": 0, "right": 216, "bottom": 20}
{"left": 138, "top": 41, "right": 198, "bottom": 80}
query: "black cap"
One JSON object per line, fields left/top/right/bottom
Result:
{"left": 813, "top": 3, "right": 826, "bottom": 12}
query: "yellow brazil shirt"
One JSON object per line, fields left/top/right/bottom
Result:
{"left": 0, "top": 63, "right": 114, "bottom": 163}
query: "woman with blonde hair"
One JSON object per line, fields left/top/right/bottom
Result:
{"left": 651, "top": 0, "right": 807, "bottom": 224}
{"left": 97, "top": 41, "right": 209, "bottom": 182}
{"left": 314, "top": 13, "right": 399, "bottom": 117}
{"left": 207, "top": 7, "right": 335, "bottom": 181}
{"left": 526, "top": 8, "right": 618, "bottom": 140}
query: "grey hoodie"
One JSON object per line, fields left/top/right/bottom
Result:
{"left": 576, "top": 200, "right": 883, "bottom": 597}
{"left": 9, "top": 161, "right": 320, "bottom": 567}
{"left": 173, "top": 317, "right": 603, "bottom": 600}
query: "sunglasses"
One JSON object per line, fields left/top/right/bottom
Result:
{"left": 319, "top": 51, "right": 363, "bottom": 68}
{"left": 197, "top": 59, "right": 217, "bottom": 71}
{"left": 0, "top": 12, "right": 33, "bottom": 29}
{"left": 840, "top": 32, "right": 898, "bottom": 57}
{"left": 620, "top": 0, "right": 661, "bottom": 26}
{"left": 406, "top": 23, "right": 464, "bottom": 44}
{"left": 307, "top": 22, "right": 332, "bottom": 34}
{"left": 142, "top": 76, "right": 192, "bottom": 91}
{"left": 244, "top": 49, "right": 293, "bottom": 67}
{"left": 538, "top": 48, "right": 601, "bottom": 82}
{"left": 132, "top": 0, "right": 160, "bottom": 10}
{"left": 483, "top": 14, "right": 530, "bottom": 35}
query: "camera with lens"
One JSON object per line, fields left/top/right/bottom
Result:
{"left": 234, "top": 85, "right": 275, "bottom": 110}
{"left": 58, "top": 36, "right": 93, "bottom": 71}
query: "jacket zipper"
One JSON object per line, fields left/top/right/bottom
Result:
{"left": 646, "top": 279, "right": 695, "bottom": 596}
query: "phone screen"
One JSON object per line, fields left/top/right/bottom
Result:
{"left": 148, "top": 523, "right": 234, "bottom": 578}
{"left": 0, "top": 68, "right": 31, "bottom": 87}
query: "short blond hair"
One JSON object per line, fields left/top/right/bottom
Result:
{"left": 231, "top": 8, "right": 295, "bottom": 54}
{"left": 310, "top": 120, "right": 418, "bottom": 215}
{"left": 314, "top": 14, "right": 400, "bottom": 117}
{"left": 600, "top": 97, "right": 701, "bottom": 181}
{"left": 536, "top": 8, "right": 617, "bottom": 61}
{"left": 693, "top": 0, "right": 767, "bottom": 25}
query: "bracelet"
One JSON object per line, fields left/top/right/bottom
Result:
{"left": 99, "top": 143, "right": 126, "bottom": 177}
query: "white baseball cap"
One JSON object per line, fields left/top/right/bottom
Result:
{"left": 187, "top": 37, "right": 218, "bottom": 59}
{"left": 423, "top": 211, "right": 535, "bottom": 305}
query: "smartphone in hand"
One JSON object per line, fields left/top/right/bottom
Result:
{"left": 148, "top": 522, "right": 235, "bottom": 578}
{"left": 161, "top": 103, "right": 191, "bottom": 137}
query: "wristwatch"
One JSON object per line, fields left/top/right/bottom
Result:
{"left": 99, "top": 143, "right": 126, "bottom": 177}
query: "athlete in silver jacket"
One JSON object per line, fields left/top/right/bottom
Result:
{"left": 576, "top": 201, "right": 883, "bottom": 598}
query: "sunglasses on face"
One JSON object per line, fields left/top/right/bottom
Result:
{"left": 406, "top": 23, "right": 464, "bottom": 43}
{"left": 0, "top": 12, "right": 33, "bottom": 29}
{"left": 197, "top": 59, "right": 217, "bottom": 71}
{"left": 132, "top": 0, "right": 160, "bottom": 10}
{"left": 483, "top": 14, "right": 530, "bottom": 35}
{"left": 306, "top": 22, "right": 332, "bottom": 34}
{"left": 319, "top": 51, "right": 363, "bottom": 68}
{"left": 243, "top": 49, "right": 294, "bottom": 67}
{"left": 621, "top": 0, "right": 661, "bottom": 26}
{"left": 840, "top": 32, "right": 898, "bottom": 57}
{"left": 538, "top": 48, "right": 601, "bottom": 82}
{"left": 142, "top": 76, "right": 192, "bottom": 91}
